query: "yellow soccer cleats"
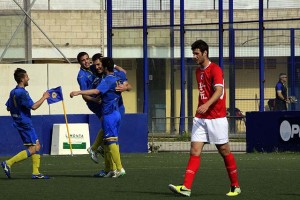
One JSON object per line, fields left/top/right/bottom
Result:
{"left": 168, "top": 184, "right": 191, "bottom": 197}
{"left": 226, "top": 186, "right": 241, "bottom": 196}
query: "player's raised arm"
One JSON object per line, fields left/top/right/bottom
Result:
{"left": 70, "top": 89, "right": 100, "bottom": 98}
{"left": 32, "top": 91, "right": 50, "bottom": 110}
{"left": 114, "top": 65, "right": 127, "bottom": 74}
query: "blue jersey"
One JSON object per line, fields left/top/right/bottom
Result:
{"left": 77, "top": 67, "right": 96, "bottom": 90}
{"left": 92, "top": 69, "right": 124, "bottom": 89}
{"left": 113, "top": 69, "right": 127, "bottom": 83}
{"left": 5, "top": 86, "right": 34, "bottom": 126}
{"left": 77, "top": 67, "right": 102, "bottom": 118}
{"left": 96, "top": 74, "right": 122, "bottom": 115}
{"left": 275, "top": 81, "right": 287, "bottom": 99}
{"left": 113, "top": 70, "right": 127, "bottom": 111}
{"left": 6, "top": 86, "right": 39, "bottom": 145}
{"left": 97, "top": 74, "right": 123, "bottom": 144}
{"left": 89, "top": 67, "right": 127, "bottom": 116}
{"left": 91, "top": 75, "right": 103, "bottom": 90}
{"left": 274, "top": 81, "right": 288, "bottom": 111}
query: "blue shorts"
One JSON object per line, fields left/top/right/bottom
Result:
{"left": 13, "top": 123, "right": 38, "bottom": 146}
{"left": 102, "top": 110, "right": 121, "bottom": 145}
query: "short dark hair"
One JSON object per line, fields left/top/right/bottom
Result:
{"left": 101, "top": 57, "right": 114, "bottom": 72}
{"left": 191, "top": 40, "right": 209, "bottom": 57}
{"left": 92, "top": 53, "right": 103, "bottom": 62}
{"left": 77, "top": 52, "right": 89, "bottom": 63}
{"left": 14, "top": 68, "right": 27, "bottom": 83}
{"left": 279, "top": 73, "right": 287, "bottom": 78}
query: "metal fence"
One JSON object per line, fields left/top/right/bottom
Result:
{"left": 1, "top": 1, "right": 300, "bottom": 143}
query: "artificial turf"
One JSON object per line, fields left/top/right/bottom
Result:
{"left": 0, "top": 152, "right": 300, "bottom": 200}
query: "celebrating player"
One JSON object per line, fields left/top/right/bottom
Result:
{"left": 76, "top": 52, "right": 104, "bottom": 163}
{"left": 90, "top": 53, "right": 131, "bottom": 177}
{"left": 1, "top": 68, "right": 50, "bottom": 179}
{"left": 77, "top": 52, "right": 129, "bottom": 165}
{"left": 71, "top": 57, "right": 127, "bottom": 178}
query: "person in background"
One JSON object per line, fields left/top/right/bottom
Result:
{"left": 168, "top": 40, "right": 241, "bottom": 197}
{"left": 274, "top": 73, "right": 289, "bottom": 111}
{"left": 1, "top": 68, "right": 50, "bottom": 179}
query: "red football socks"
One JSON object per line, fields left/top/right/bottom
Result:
{"left": 224, "top": 152, "right": 239, "bottom": 187}
{"left": 183, "top": 155, "right": 200, "bottom": 189}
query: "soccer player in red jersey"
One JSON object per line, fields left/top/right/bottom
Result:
{"left": 168, "top": 40, "right": 241, "bottom": 197}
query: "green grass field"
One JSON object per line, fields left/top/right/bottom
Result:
{"left": 1, "top": 152, "right": 300, "bottom": 200}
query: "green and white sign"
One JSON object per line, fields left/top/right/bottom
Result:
{"left": 51, "top": 123, "right": 90, "bottom": 155}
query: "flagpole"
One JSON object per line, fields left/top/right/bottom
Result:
{"left": 62, "top": 100, "right": 73, "bottom": 156}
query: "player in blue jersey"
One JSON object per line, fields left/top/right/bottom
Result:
{"left": 77, "top": 52, "right": 104, "bottom": 163}
{"left": 90, "top": 54, "right": 131, "bottom": 177}
{"left": 91, "top": 53, "right": 131, "bottom": 117}
{"left": 77, "top": 52, "right": 102, "bottom": 118}
{"left": 77, "top": 52, "right": 128, "bottom": 166}
{"left": 70, "top": 57, "right": 127, "bottom": 178}
{"left": 90, "top": 53, "right": 114, "bottom": 177}
{"left": 1, "top": 68, "right": 50, "bottom": 179}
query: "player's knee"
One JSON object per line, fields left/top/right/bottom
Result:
{"left": 190, "top": 147, "right": 201, "bottom": 156}
{"left": 35, "top": 143, "right": 41, "bottom": 152}
{"left": 217, "top": 144, "right": 230, "bottom": 156}
{"left": 190, "top": 142, "right": 202, "bottom": 156}
{"left": 34, "top": 140, "right": 41, "bottom": 151}
{"left": 27, "top": 146, "right": 36, "bottom": 155}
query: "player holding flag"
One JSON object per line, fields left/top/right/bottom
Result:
{"left": 1, "top": 68, "right": 50, "bottom": 179}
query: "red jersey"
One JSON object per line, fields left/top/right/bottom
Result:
{"left": 195, "top": 62, "right": 226, "bottom": 119}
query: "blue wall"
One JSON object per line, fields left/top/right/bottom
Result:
{"left": 246, "top": 111, "right": 300, "bottom": 152}
{"left": 0, "top": 114, "right": 148, "bottom": 156}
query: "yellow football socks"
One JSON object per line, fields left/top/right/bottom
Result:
{"left": 104, "top": 146, "right": 110, "bottom": 172}
{"left": 31, "top": 154, "right": 41, "bottom": 175}
{"left": 104, "top": 145, "right": 116, "bottom": 172}
{"left": 91, "top": 129, "right": 104, "bottom": 151}
{"left": 6, "top": 150, "right": 28, "bottom": 167}
{"left": 109, "top": 143, "right": 123, "bottom": 171}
